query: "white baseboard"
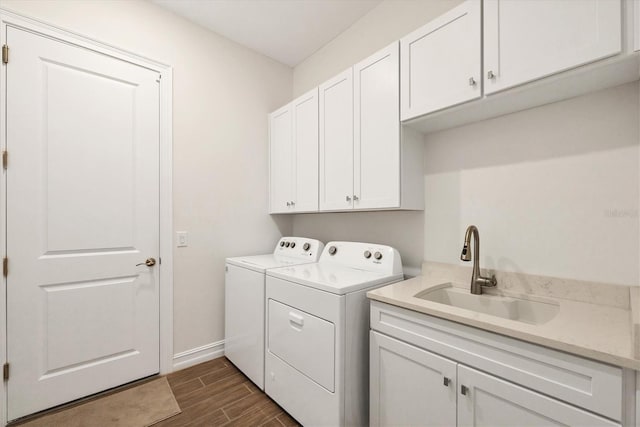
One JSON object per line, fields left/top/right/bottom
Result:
{"left": 172, "top": 340, "right": 225, "bottom": 371}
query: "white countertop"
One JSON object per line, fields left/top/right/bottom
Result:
{"left": 367, "top": 269, "right": 640, "bottom": 370}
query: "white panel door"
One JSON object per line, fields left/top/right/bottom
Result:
{"left": 319, "top": 68, "right": 354, "bottom": 211}
{"left": 292, "top": 88, "right": 319, "bottom": 213}
{"left": 457, "top": 365, "right": 620, "bottom": 427}
{"left": 370, "top": 332, "right": 457, "bottom": 427}
{"left": 484, "top": 0, "right": 622, "bottom": 94}
{"left": 400, "top": 0, "right": 482, "bottom": 120}
{"left": 354, "top": 42, "right": 400, "bottom": 210}
{"left": 6, "top": 27, "right": 160, "bottom": 420}
{"left": 269, "top": 104, "right": 293, "bottom": 213}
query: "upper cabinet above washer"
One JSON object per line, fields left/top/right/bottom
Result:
{"left": 483, "top": 0, "right": 622, "bottom": 94}
{"left": 400, "top": 0, "right": 481, "bottom": 121}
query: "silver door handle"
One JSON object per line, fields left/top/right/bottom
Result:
{"left": 136, "top": 258, "right": 156, "bottom": 267}
{"left": 346, "top": 195, "right": 352, "bottom": 202}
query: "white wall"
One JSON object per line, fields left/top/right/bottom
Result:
{"left": 0, "top": 0, "right": 294, "bottom": 355}
{"left": 424, "top": 82, "right": 639, "bottom": 286}
{"left": 291, "top": 0, "right": 640, "bottom": 286}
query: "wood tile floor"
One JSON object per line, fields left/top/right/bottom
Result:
{"left": 158, "top": 357, "right": 300, "bottom": 427}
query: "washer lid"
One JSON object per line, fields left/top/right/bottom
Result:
{"left": 226, "top": 254, "right": 315, "bottom": 273}
{"left": 266, "top": 263, "right": 403, "bottom": 295}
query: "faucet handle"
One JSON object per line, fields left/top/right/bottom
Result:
{"left": 478, "top": 274, "right": 497, "bottom": 287}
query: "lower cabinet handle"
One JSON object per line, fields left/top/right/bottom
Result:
{"left": 461, "top": 385, "right": 469, "bottom": 395}
{"left": 443, "top": 377, "right": 450, "bottom": 387}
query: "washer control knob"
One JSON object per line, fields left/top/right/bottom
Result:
{"left": 364, "top": 250, "right": 372, "bottom": 259}
{"left": 280, "top": 241, "right": 285, "bottom": 247}
{"left": 374, "top": 251, "right": 383, "bottom": 260}
{"left": 303, "top": 243, "right": 311, "bottom": 251}
{"left": 290, "top": 242, "right": 296, "bottom": 249}
{"left": 285, "top": 241, "right": 290, "bottom": 248}
{"left": 328, "top": 246, "right": 338, "bottom": 255}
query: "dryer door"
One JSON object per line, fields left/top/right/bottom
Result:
{"left": 268, "top": 299, "right": 335, "bottom": 392}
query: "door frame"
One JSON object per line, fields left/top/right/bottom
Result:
{"left": 0, "top": 9, "right": 174, "bottom": 425}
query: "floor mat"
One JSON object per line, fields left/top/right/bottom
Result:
{"left": 18, "top": 377, "right": 181, "bottom": 427}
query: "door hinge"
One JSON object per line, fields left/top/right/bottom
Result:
{"left": 3, "top": 363, "right": 8, "bottom": 381}
{"left": 2, "top": 150, "right": 7, "bottom": 169}
{"left": 2, "top": 45, "right": 8, "bottom": 64}
{"left": 2, "top": 257, "right": 7, "bottom": 277}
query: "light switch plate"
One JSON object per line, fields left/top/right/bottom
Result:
{"left": 177, "top": 231, "right": 188, "bottom": 247}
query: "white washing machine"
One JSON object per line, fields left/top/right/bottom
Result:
{"left": 265, "top": 241, "right": 403, "bottom": 426}
{"left": 224, "top": 237, "right": 324, "bottom": 390}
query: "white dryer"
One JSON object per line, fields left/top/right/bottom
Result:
{"left": 265, "top": 241, "right": 403, "bottom": 426}
{"left": 224, "top": 237, "right": 324, "bottom": 390}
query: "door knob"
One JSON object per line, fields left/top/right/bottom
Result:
{"left": 136, "top": 258, "right": 156, "bottom": 267}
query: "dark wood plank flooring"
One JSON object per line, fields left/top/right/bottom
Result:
{"left": 158, "top": 357, "right": 300, "bottom": 427}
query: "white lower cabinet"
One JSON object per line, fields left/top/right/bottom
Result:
{"left": 457, "top": 365, "right": 619, "bottom": 427}
{"left": 370, "top": 301, "right": 629, "bottom": 427}
{"left": 370, "top": 331, "right": 456, "bottom": 427}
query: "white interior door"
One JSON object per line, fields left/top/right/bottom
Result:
{"left": 5, "top": 26, "right": 160, "bottom": 420}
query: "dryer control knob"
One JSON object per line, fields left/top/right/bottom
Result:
{"left": 364, "top": 250, "right": 372, "bottom": 259}
{"left": 374, "top": 251, "right": 383, "bottom": 260}
{"left": 328, "top": 246, "right": 338, "bottom": 255}
{"left": 285, "top": 242, "right": 290, "bottom": 247}
{"left": 290, "top": 242, "right": 296, "bottom": 249}
{"left": 280, "top": 241, "right": 285, "bottom": 247}
{"left": 303, "top": 243, "right": 311, "bottom": 251}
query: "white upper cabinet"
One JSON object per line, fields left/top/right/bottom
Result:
{"left": 400, "top": 0, "right": 482, "bottom": 121}
{"left": 484, "top": 0, "right": 622, "bottom": 94}
{"left": 319, "top": 68, "right": 354, "bottom": 211}
{"left": 292, "top": 88, "right": 319, "bottom": 212}
{"left": 354, "top": 42, "right": 400, "bottom": 209}
{"left": 319, "top": 42, "right": 423, "bottom": 212}
{"left": 269, "top": 88, "right": 319, "bottom": 214}
{"left": 269, "top": 104, "right": 293, "bottom": 214}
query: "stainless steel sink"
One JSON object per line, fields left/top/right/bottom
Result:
{"left": 414, "top": 284, "right": 559, "bottom": 325}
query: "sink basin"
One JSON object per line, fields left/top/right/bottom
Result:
{"left": 414, "top": 284, "right": 559, "bottom": 325}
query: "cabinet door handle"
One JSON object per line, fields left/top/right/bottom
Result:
{"left": 353, "top": 195, "right": 359, "bottom": 201}
{"left": 460, "top": 385, "right": 469, "bottom": 395}
{"left": 487, "top": 70, "right": 496, "bottom": 79}
{"left": 443, "top": 377, "right": 450, "bottom": 387}
{"left": 290, "top": 201, "right": 295, "bottom": 206}
{"left": 286, "top": 202, "right": 291, "bottom": 207}
{"left": 468, "top": 77, "right": 476, "bottom": 86}
{"left": 346, "top": 195, "right": 352, "bottom": 202}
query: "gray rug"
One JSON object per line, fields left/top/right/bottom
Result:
{"left": 18, "top": 377, "right": 181, "bottom": 427}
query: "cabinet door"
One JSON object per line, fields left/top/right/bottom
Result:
{"left": 319, "top": 68, "right": 354, "bottom": 211}
{"left": 484, "top": 0, "right": 622, "bottom": 94}
{"left": 370, "top": 332, "right": 456, "bottom": 427}
{"left": 269, "top": 104, "right": 293, "bottom": 213}
{"left": 400, "top": 0, "right": 481, "bottom": 120}
{"left": 354, "top": 42, "right": 401, "bottom": 210}
{"left": 457, "top": 365, "right": 620, "bottom": 427}
{"left": 292, "top": 88, "right": 319, "bottom": 212}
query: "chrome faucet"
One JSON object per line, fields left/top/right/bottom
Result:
{"left": 460, "top": 225, "right": 497, "bottom": 295}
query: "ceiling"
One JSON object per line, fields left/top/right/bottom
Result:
{"left": 151, "top": 0, "right": 383, "bottom": 67}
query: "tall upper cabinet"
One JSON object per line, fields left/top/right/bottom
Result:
{"left": 483, "top": 0, "right": 622, "bottom": 94}
{"left": 269, "top": 88, "right": 319, "bottom": 214}
{"left": 319, "top": 42, "right": 423, "bottom": 212}
{"left": 400, "top": 1, "right": 482, "bottom": 120}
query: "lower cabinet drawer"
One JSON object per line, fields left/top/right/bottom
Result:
{"left": 268, "top": 298, "right": 335, "bottom": 392}
{"left": 370, "top": 301, "right": 623, "bottom": 421}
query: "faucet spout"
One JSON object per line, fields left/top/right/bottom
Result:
{"left": 460, "top": 225, "right": 497, "bottom": 295}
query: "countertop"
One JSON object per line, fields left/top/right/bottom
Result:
{"left": 367, "top": 264, "right": 640, "bottom": 370}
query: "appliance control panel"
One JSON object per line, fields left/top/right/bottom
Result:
{"left": 274, "top": 237, "right": 325, "bottom": 261}
{"left": 320, "top": 241, "right": 402, "bottom": 275}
